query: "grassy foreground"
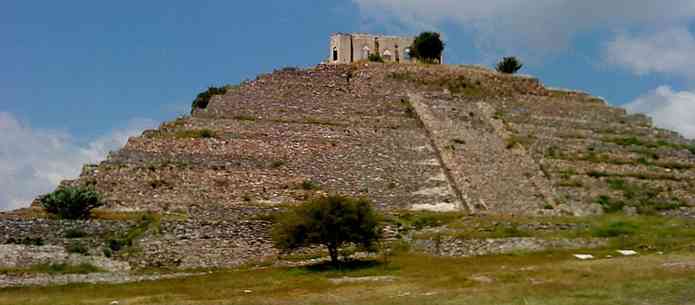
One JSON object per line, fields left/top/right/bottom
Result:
{"left": 1, "top": 250, "right": 694, "bottom": 305}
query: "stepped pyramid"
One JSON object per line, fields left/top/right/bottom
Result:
{"left": 61, "top": 63, "right": 695, "bottom": 217}
{"left": 3, "top": 63, "right": 693, "bottom": 269}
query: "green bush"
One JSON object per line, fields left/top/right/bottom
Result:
{"left": 41, "top": 263, "right": 102, "bottom": 274}
{"left": 605, "top": 137, "right": 695, "bottom": 156}
{"left": 6, "top": 237, "right": 44, "bottom": 246}
{"left": 174, "top": 129, "right": 217, "bottom": 139}
{"left": 40, "top": 186, "right": 104, "bottom": 220}
{"left": 105, "top": 213, "right": 159, "bottom": 253}
{"left": 595, "top": 195, "right": 625, "bottom": 213}
{"left": 272, "top": 195, "right": 381, "bottom": 267}
{"left": 505, "top": 135, "right": 535, "bottom": 149}
{"left": 65, "top": 241, "right": 89, "bottom": 255}
{"left": 64, "top": 228, "right": 88, "bottom": 239}
{"left": 368, "top": 53, "right": 384, "bottom": 63}
{"left": 606, "top": 136, "right": 644, "bottom": 146}
{"left": 602, "top": 179, "right": 683, "bottom": 214}
{"left": 410, "top": 32, "right": 445, "bottom": 63}
{"left": 395, "top": 211, "right": 462, "bottom": 230}
{"left": 592, "top": 221, "right": 639, "bottom": 237}
{"left": 191, "top": 86, "right": 228, "bottom": 110}
{"left": 587, "top": 170, "right": 611, "bottom": 178}
{"left": 496, "top": 57, "right": 523, "bottom": 74}
{"left": 106, "top": 238, "right": 127, "bottom": 252}
{"left": 301, "top": 180, "right": 320, "bottom": 190}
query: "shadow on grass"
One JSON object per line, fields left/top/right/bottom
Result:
{"left": 285, "top": 259, "right": 397, "bottom": 277}
{"left": 305, "top": 259, "right": 382, "bottom": 272}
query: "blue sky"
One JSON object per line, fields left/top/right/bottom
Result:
{"left": 2, "top": 0, "right": 695, "bottom": 210}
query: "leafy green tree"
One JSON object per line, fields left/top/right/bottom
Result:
{"left": 272, "top": 195, "right": 381, "bottom": 267}
{"left": 496, "top": 57, "right": 523, "bottom": 74}
{"left": 410, "top": 32, "right": 445, "bottom": 63}
{"left": 40, "top": 186, "right": 104, "bottom": 219}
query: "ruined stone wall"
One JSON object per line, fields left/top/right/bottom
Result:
{"left": 0, "top": 218, "right": 132, "bottom": 247}
{"left": 413, "top": 237, "right": 607, "bottom": 257}
{"left": 329, "top": 33, "right": 414, "bottom": 63}
{"left": 0, "top": 215, "right": 273, "bottom": 270}
{"left": 329, "top": 34, "right": 353, "bottom": 64}
{"left": 136, "top": 220, "right": 274, "bottom": 269}
{"left": 350, "top": 34, "right": 414, "bottom": 63}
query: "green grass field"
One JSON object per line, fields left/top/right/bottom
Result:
{"left": 2, "top": 214, "right": 694, "bottom": 304}
{"left": 1, "top": 250, "right": 694, "bottom": 305}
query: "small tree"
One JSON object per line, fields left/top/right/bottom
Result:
{"left": 496, "top": 57, "right": 523, "bottom": 74}
{"left": 272, "top": 195, "right": 381, "bottom": 267}
{"left": 410, "top": 32, "right": 445, "bottom": 63}
{"left": 40, "top": 186, "right": 104, "bottom": 219}
{"left": 191, "top": 86, "right": 229, "bottom": 110}
{"left": 368, "top": 53, "right": 384, "bottom": 63}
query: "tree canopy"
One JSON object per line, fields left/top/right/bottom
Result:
{"left": 411, "top": 32, "right": 445, "bottom": 63}
{"left": 496, "top": 57, "right": 524, "bottom": 74}
{"left": 40, "top": 186, "right": 104, "bottom": 219}
{"left": 272, "top": 195, "right": 381, "bottom": 267}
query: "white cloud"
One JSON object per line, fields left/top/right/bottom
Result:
{"left": 352, "top": 0, "right": 695, "bottom": 53}
{"left": 605, "top": 27, "right": 695, "bottom": 79}
{"left": 0, "top": 113, "right": 156, "bottom": 211}
{"left": 625, "top": 86, "right": 695, "bottom": 139}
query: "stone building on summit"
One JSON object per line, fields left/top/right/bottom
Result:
{"left": 329, "top": 33, "right": 416, "bottom": 64}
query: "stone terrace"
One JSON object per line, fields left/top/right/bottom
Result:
{"left": 57, "top": 63, "right": 695, "bottom": 217}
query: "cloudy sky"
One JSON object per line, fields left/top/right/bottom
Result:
{"left": 2, "top": 0, "right": 695, "bottom": 210}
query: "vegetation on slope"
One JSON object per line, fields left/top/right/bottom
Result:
{"left": 388, "top": 212, "right": 695, "bottom": 251}
{"left": 191, "top": 86, "right": 233, "bottom": 110}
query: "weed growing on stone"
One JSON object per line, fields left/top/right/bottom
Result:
{"left": 65, "top": 241, "right": 89, "bottom": 255}
{"left": 174, "top": 129, "right": 217, "bottom": 139}
{"left": 5, "top": 237, "right": 45, "bottom": 246}
{"left": 505, "top": 135, "right": 535, "bottom": 149}
{"left": 594, "top": 179, "right": 684, "bottom": 214}
{"left": 300, "top": 180, "right": 320, "bottom": 190}
{"left": 105, "top": 213, "right": 160, "bottom": 254}
{"left": 64, "top": 228, "right": 88, "bottom": 239}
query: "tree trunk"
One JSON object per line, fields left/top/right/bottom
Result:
{"left": 328, "top": 245, "right": 340, "bottom": 268}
